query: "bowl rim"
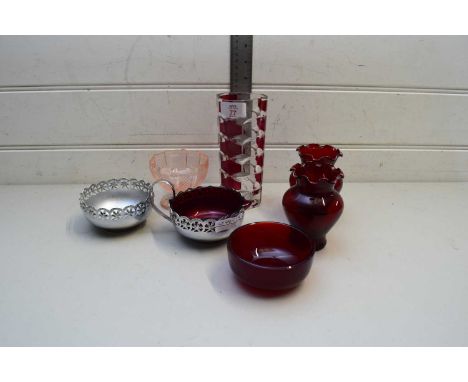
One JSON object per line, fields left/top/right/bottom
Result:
{"left": 149, "top": 148, "right": 209, "bottom": 164}
{"left": 227, "top": 221, "right": 316, "bottom": 270}
{"left": 79, "top": 178, "right": 152, "bottom": 219}
{"left": 169, "top": 185, "right": 247, "bottom": 221}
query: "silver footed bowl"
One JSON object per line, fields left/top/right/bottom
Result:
{"left": 80, "top": 178, "right": 152, "bottom": 230}
{"left": 151, "top": 181, "right": 248, "bottom": 241}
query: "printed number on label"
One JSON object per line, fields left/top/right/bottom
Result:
{"left": 221, "top": 102, "right": 247, "bottom": 119}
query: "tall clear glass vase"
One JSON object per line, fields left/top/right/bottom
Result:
{"left": 217, "top": 92, "right": 268, "bottom": 208}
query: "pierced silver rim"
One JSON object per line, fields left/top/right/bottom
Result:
{"left": 170, "top": 210, "right": 244, "bottom": 233}
{"left": 79, "top": 178, "right": 152, "bottom": 220}
{"left": 167, "top": 185, "right": 246, "bottom": 232}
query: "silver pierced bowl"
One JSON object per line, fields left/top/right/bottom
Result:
{"left": 80, "top": 178, "right": 153, "bottom": 230}
{"left": 151, "top": 180, "right": 249, "bottom": 241}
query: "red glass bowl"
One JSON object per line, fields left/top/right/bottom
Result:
{"left": 227, "top": 222, "right": 316, "bottom": 290}
{"left": 170, "top": 186, "right": 246, "bottom": 220}
{"left": 152, "top": 184, "right": 250, "bottom": 241}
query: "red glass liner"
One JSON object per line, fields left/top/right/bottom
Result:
{"left": 227, "top": 222, "right": 315, "bottom": 290}
{"left": 283, "top": 162, "right": 344, "bottom": 251}
{"left": 170, "top": 186, "right": 247, "bottom": 220}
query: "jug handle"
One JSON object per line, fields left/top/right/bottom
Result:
{"left": 151, "top": 179, "right": 176, "bottom": 222}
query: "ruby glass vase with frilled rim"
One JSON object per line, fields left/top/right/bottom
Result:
{"left": 289, "top": 144, "right": 343, "bottom": 192}
{"left": 283, "top": 162, "right": 344, "bottom": 251}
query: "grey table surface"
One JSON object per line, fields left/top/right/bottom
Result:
{"left": 0, "top": 183, "right": 467, "bottom": 346}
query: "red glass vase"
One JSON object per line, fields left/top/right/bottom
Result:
{"left": 282, "top": 162, "right": 344, "bottom": 251}
{"left": 289, "top": 144, "right": 343, "bottom": 192}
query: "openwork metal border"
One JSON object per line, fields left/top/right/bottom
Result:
{"left": 79, "top": 178, "right": 152, "bottom": 220}
{"left": 170, "top": 210, "right": 244, "bottom": 233}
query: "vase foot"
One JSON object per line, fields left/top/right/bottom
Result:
{"left": 315, "top": 237, "right": 327, "bottom": 251}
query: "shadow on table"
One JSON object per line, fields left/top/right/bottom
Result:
{"left": 66, "top": 214, "right": 147, "bottom": 239}
{"left": 148, "top": 222, "right": 227, "bottom": 257}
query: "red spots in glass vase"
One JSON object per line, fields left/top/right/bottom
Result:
{"left": 221, "top": 159, "right": 242, "bottom": 175}
{"left": 257, "top": 116, "right": 266, "bottom": 131}
{"left": 256, "top": 135, "right": 265, "bottom": 149}
{"left": 258, "top": 98, "right": 267, "bottom": 112}
{"left": 220, "top": 140, "right": 243, "bottom": 157}
{"left": 221, "top": 174, "right": 242, "bottom": 190}
{"left": 255, "top": 172, "right": 263, "bottom": 183}
{"left": 219, "top": 120, "right": 243, "bottom": 137}
{"left": 256, "top": 155, "right": 264, "bottom": 167}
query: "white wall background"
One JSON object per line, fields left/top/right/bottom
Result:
{"left": 0, "top": 35, "right": 467, "bottom": 184}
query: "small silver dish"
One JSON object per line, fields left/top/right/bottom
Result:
{"left": 80, "top": 178, "right": 152, "bottom": 230}
{"left": 151, "top": 180, "right": 249, "bottom": 241}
